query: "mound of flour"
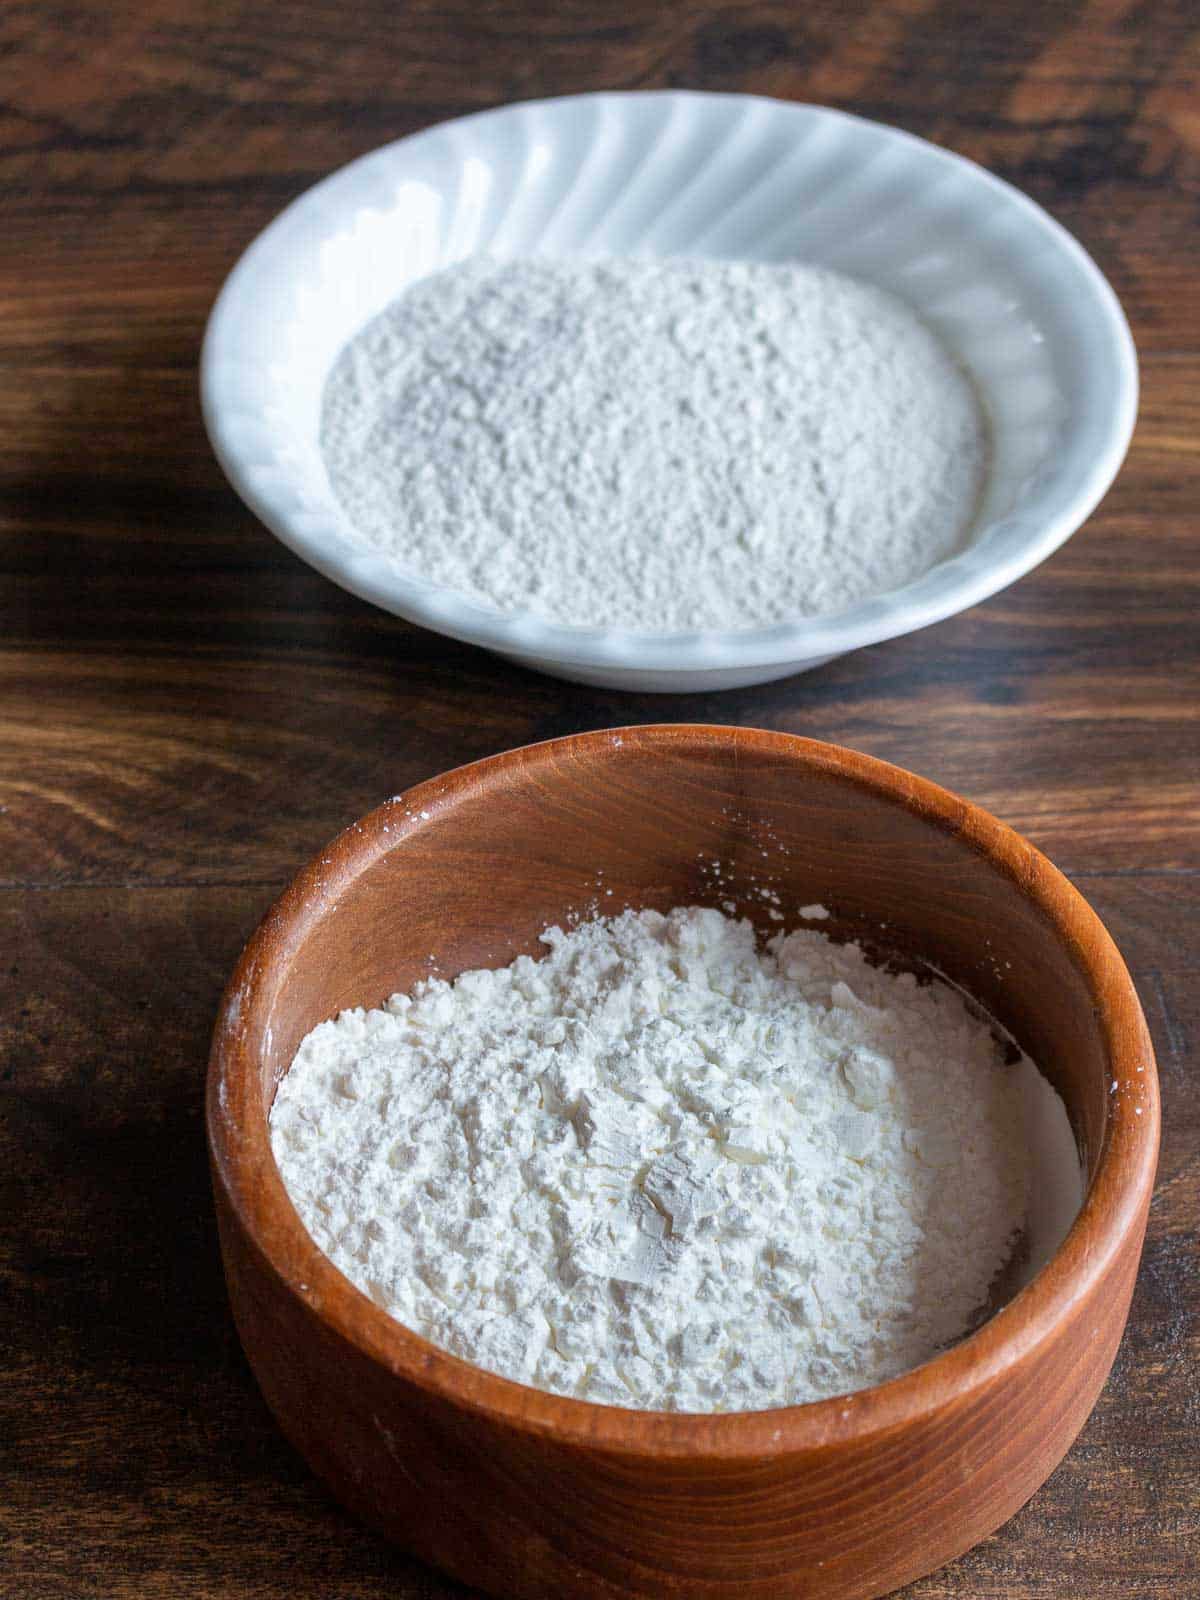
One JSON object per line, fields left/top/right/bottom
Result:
{"left": 271, "top": 908, "right": 1077, "bottom": 1412}
{"left": 320, "top": 256, "right": 987, "bottom": 631}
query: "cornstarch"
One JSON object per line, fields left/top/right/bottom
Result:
{"left": 271, "top": 908, "right": 1080, "bottom": 1412}
{"left": 320, "top": 256, "right": 987, "bottom": 631}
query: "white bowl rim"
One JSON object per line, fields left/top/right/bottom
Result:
{"left": 201, "top": 89, "right": 1138, "bottom": 675}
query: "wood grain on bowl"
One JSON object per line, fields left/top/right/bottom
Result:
{"left": 208, "top": 727, "right": 1159, "bottom": 1600}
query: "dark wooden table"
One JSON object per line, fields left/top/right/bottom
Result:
{"left": 3, "top": 2, "right": 1197, "bottom": 1595}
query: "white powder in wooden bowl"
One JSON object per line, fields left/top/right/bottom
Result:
{"left": 270, "top": 908, "right": 1080, "bottom": 1413}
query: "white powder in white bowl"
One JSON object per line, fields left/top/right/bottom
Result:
{"left": 270, "top": 907, "right": 1081, "bottom": 1413}
{"left": 320, "top": 256, "right": 987, "bottom": 632}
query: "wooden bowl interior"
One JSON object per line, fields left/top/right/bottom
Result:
{"left": 254, "top": 735, "right": 1105, "bottom": 1181}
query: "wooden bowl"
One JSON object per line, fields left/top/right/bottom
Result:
{"left": 208, "top": 726, "right": 1158, "bottom": 1600}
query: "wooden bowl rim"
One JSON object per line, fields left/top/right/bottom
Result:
{"left": 208, "top": 724, "right": 1159, "bottom": 1459}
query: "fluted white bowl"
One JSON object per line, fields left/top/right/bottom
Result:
{"left": 202, "top": 92, "right": 1137, "bottom": 692}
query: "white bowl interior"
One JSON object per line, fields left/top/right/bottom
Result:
{"left": 203, "top": 93, "right": 1135, "bottom": 684}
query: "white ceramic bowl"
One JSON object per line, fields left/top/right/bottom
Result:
{"left": 201, "top": 91, "right": 1137, "bottom": 692}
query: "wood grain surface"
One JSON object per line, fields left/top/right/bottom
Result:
{"left": 1, "top": 0, "right": 1196, "bottom": 1595}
